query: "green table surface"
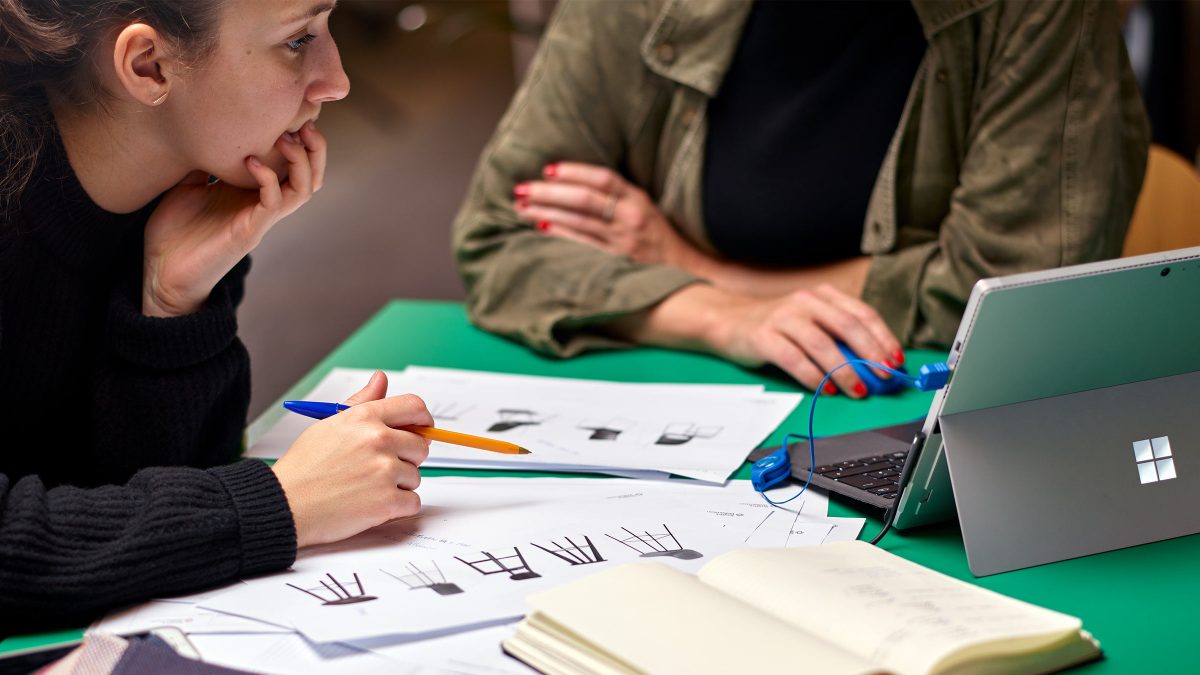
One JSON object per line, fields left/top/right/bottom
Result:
{"left": 5, "top": 299, "right": 1196, "bottom": 671}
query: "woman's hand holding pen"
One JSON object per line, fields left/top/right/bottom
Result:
{"left": 140, "top": 122, "right": 327, "bottom": 317}
{"left": 272, "top": 370, "right": 433, "bottom": 549}
{"left": 514, "top": 162, "right": 703, "bottom": 270}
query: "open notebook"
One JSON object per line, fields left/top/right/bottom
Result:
{"left": 503, "top": 541, "right": 1099, "bottom": 675}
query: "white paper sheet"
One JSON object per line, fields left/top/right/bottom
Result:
{"left": 199, "top": 478, "right": 855, "bottom": 644}
{"left": 248, "top": 367, "right": 802, "bottom": 483}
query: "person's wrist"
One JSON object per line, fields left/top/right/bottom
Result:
{"left": 141, "top": 285, "right": 201, "bottom": 317}
{"left": 271, "top": 464, "right": 314, "bottom": 548}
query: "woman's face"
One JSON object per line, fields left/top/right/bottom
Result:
{"left": 167, "top": 0, "right": 350, "bottom": 188}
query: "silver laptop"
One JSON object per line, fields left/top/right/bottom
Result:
{"left": 899, "top": 245, "right": 1200, "bottom": 575}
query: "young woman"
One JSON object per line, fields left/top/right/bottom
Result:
{"left": 452, "top": 0, "right": 1149, "bottom": 398}
{"left": 0, "top": 0, "right": 431, "bottom": 632}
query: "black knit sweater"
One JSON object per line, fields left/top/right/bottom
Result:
{"left": 0, "top": 126, "right": 297, "bottom": 635}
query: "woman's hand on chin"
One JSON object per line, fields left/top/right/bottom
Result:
{"left": 141, "top": 121, "right": 327, "bottom": 317}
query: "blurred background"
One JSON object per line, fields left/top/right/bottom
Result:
{"left": 240, "top": 0, "right": 1200, "bottom": 419}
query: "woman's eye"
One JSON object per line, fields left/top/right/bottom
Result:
{"left": 286, "top": 33, "right": 317, "bottom": 51}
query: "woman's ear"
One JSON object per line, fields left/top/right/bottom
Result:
{"left": 111, "top": 23, "right": 172, "bottom": 106}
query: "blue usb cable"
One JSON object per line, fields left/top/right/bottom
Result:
{"left": 752, "top": 360, "right": 951, "bottom": 508}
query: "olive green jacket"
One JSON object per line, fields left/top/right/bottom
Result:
{"left": 453, "top": 0, "right": 1149, "bottom": 354}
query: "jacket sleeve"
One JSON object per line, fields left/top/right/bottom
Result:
{"left": 862, "top": 0, "right": 1150, "bottom": 348}
{"left": 0, "top": 460, "right": 296, "bottom": 633}
{"left": 452, "top": 0, "right": 699, "bottom": 357}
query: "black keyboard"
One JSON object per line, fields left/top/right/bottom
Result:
{"left": 812, "top": 450, "right": 910, "bottom": 500}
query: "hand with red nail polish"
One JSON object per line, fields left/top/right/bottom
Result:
{"left": 509, "top": 161, "right": 700, "bottom": 268}
{"left": 620, "top": 283, "right": 903, "bottom": 398}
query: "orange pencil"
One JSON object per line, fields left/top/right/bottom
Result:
{"left": 404, "top": 425, "right": 531, "bottom": 455}
{"left": 283, "top": 400, "right": 532, "bottom": 455}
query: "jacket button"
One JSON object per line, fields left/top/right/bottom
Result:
{"left": 680, "top": 107, "right": 697, "bottom": 126}
{"left": 936, "top": 70, "right": 947, "bottom": 83}
{"left": 872, "top": 221, "right": 884, "bottom": 233}
{"left": 656, "top": 42, "right": 677, "bottom": 64}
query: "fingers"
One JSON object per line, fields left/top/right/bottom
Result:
{"left": 245, "top": 156, "right": 282, "bottom": 211}
{"left": 357, "top": 393, "right": 436, "bottom": 430}
{"left": 772, "top": 303, "right": 864, "bottom": 396}
{"left": 275, "top": 131, "right": 314, "bottom": 213}
{"left": 541, "top": 162, "right": 628, "bottom": 197}
{"left": 298, "top": 121, "right": 327, "bottom": 192}
{"left": 516, "top": 181, "right": 614, "bottom": 221}
{"left": 343, "top": 370, "right": 388, "bottom": 406}
{"left": 538, "top": 220, "right": 609, "bottom": 250}
{"left": 753, "top": 328, "right": 827, "bottom": 393}
{"left": 518, "top": 203, "right": 612, "bottom": 239}
{"left": 812, "top": 284, "right": 902, "bottom": 371}
{"left": 388, "top": 490, "right": 422, "bottom": 521}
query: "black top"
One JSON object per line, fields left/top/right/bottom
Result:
{"left": 0, "top": 122, "right": 296, "bottom": 634}
{"left": 703, "top": 0, "right": 926, "bottom": 267}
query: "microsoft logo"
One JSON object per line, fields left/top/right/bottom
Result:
{"left": 1133, "top": 436, "right": 1176, "bottom": 484}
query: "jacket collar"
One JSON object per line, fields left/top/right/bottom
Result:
{"left": 910, "top": 0, "right": 1000, "bottom": 38}
{"left": 640, "top": 0, "right": 754, "bottom": 97}
{"left": 640, "top": 0, "right": 999, "bottom": 95}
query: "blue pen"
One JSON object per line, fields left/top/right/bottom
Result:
{"left": 283, "top": 400, "right": 349, "bottom": 420}
{"left": 282, "top": 400, "right": 532, "bottom": 454}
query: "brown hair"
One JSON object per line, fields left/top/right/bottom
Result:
{"left": 0, "top": 0, "right": 223, "bottom": 209}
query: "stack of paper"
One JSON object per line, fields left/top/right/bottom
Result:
{"left": 248, "top": 367, "right": 803, "bottom": 483}
{"left": 93, "top": 477, "right": 863, "bottom": 673}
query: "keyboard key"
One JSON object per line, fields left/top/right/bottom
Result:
{"left": 839, "top": 474, "right": 891, "bottom": 490}
{"left": 823, "top": 462, "right": 894, "bottom": 480}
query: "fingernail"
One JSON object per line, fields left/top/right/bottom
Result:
{"left": 246, "top": 156, "right": 262, "bottom": 168}
{"left": 284, "top": 132, "right": 300, "bottom": 144}
{"left": 893, "top": 350, "right": 906, "bottom": 365}
{"left": 537, "top": 220, "right": 550, "bottom": 231}
{"left": 823, "top": 382, "right": 838, "bottom": 396}
{"left": 515, "top": 199, "right": 529, "bottom": 210}
{"left": 513, "top": 183, "right": 531, "bottom": 198}
{"left": 883, "top": 359, "right": 897, "bottom": 370}
{"left": 543, "top": 163, "right": 558, "bottom": 178}
{"left": 854, "top": 382, "right": 868, "bottom": 397}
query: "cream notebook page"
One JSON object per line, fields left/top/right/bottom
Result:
{"left": 697, "top": 542, "right": 1084, "bottom": 674}
{"left": 527, "top": 562, "right": 881, "bottom": 675}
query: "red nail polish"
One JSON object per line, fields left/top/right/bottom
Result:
{"left": 893, "top": 350, "right": 906, "bottom": 365}
{"left": 537, "top": 220, "right": 550, "bottom": 231}
{"left": 823, "top": 382, "right": 838, "bottom": 396}
{"left": 883, "top": 359, "right": 897, "bottom": 370}
{"left": 515, "top": 199, "right": 529, "bottom": 210}
{"left": 513, "top": 183, "right": 531, "bottom": 198}
{"left": 854, "top": 382, "right": 868, "bottom": 397}
{"left": 543, "top": 164, "right": 558, "bottom": 178}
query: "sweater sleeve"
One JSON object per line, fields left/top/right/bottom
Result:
{"left": 0, "top": 459, "right": 295, "bottom": 634}
{"left": 88, "top": 256, "right": 253, "bottom": 483}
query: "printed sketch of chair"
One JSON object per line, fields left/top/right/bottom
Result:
{"left": 487, "top": 409, "right": 543, "bottom": 432}
{"left": 380, "top": 561, "right": 463, "bottom": 595}
{"left": 455, "top": 547, "right": 542, "bottom": 580}
{"left": 429, "top": 401, "right": 473, "bottom": 421}
{"left": 577, "top": 417, "right": 634, "bottom": 441}
{"left": 286, "top": 572, "right": 378, "bottom": 606}
{"left": 655, "top": 422, "right": 723, "bottom": 445}
{"left": 606, "top": 524, "right": 702, "bottom": 560}
{"left": 530, "top": 535, "right": 607, "bottom": 566}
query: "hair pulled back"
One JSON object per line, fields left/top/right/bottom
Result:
{"left": 0, "top": 0, "right": 222, "bottom": 209}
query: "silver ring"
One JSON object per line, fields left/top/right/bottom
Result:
{"left": 601, "top": 193, "right": 618, "bottom": 222}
